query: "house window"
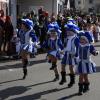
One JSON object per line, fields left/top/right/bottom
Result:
{"left": 78, "top": 1, "right": 81, "bottom": 4}
{"left": 89, "top": 0, "right": 93, "bottom": 4}
{"left": 88, "top": 8, "right": 94, "bottom": 12}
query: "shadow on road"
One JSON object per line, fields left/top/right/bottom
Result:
{"left": 0, "top": 80, "right": 70, "bottom": 100}
{"left": 96, "top": 66, "right": 100, "bottom": 73}
{"left": 0, "top": 80, "right": 59, "bottom": 100}
{"left": 10, "top": 87, "right": 69, "bottom": 100}
{"left": 0, "top": 78, "right": 23, "bottom": 85}
{"left": 0, "top": 86, "right": 30, "bottom": 100}
{"left": 0, "top": 59, "right": 47, "bottom": 70}
{"left": 58, "top": 93, "right": 78, "bottom": 100}
{"left": 27, "top": 80, "right": 53, "bottom": 88}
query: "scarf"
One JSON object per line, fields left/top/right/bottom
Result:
{"left": 64, "top": 35, "right": 76, "bottom": 52}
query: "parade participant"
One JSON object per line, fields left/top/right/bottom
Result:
{"left": 67, "top": 17, "right": 76, "bottom": 25}
{"left": 42, "top": 29, "right": 63, "bottom": 82}
{"left": 76, "top": 32, "right": 99, "bottom": 95}
{"left": 59, "top": 23, "right": 79, "bottom": 88}
{"left": 82, "top": 23, "right": 94, "bottom": 43}
{"left": 18, "top": 19, "right": 38, "bottom": 79}
{"left": 47, "top": 22, "right": 62, "bottom": 38}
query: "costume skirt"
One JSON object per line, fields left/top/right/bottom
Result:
{"left": 76, "top": 60, "right": 96, "bottom": 74}
{"left": 20, "top": 43, "right": 34, "bottom": 54}
{"left": 47, "top": 50, "right": 63, "bottom": 59}
{"left": 61, "top": 52, "right": 77, "bottom": 66}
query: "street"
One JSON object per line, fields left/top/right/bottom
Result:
{"left": 0, "top": 42, "right": 100, "bottom": 100}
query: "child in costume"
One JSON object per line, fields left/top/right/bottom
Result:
{"left": 76, "top": 31, "right": 99, "bottom": 95}
{"left": 47, "top": 22, "right": 62, "bottom": 38}
{"left": 42, "top": 29, "right": 63, "bottom": 82}
{"left": 59, "top": 22, "right": 79, "bottom": 88}
{"left": 18, "top": 19, "right": 38, "bottom": 79}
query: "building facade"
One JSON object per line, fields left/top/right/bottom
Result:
{"left": 17, "top": 0, "right": 65, "bottom": 16}
{"left": 64, "top": 0, "right": 75, "bottom": 9}
{"left": 75, "top": 0, "right": 100, "bottom": 13}
{"left": 1, "top": 0, "right": 65, "bottom": 28}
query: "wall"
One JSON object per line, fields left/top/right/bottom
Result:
{"left": 75, "top": 0, "right": 100, "bottom": 13}
{"left": 75, "top": 0, "right": 86, "bottom": 11}
{"left": 17, "top": 0, "right": 56, "bottom": 16}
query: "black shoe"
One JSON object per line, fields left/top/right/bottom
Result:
{"left": 83, "top": 83, "right": 90, "bottom": 93}
{"left": 68, "top": 82, "right": 75, "bottom": 88}
{"left": 78, "top": 92, "right": 83, "bottom": 96}
{"left": 50, "top": 67, "right": 54, "bottom": 70}
{"left": 23, "top": 74, "right": 27, "bottom": 80}
{"left": 68, "top": 74, "right": 75, "bottom": 88}
{"left": 23, "top": 68, "right": 27, "bottom": 80}
{"left": 50, "top": 63, "right": 57, "bottom": 70}
{"left": 59, "top": 79, "right": 67, "bottom": 85}
{"left": 52, "top": 75, "right": 59, "bottom": 82}
{"left": 59, "top": 72, "right": 66, "bottom": 85}
{"left": 78, "top": 83, "right": 83, "bottom": 96}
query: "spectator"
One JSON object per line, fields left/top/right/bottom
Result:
{"left": 4, "top": 16, "right": 14, "bottom": 55}
{"left": 0, "top": 10, "right": 5, "bottom": 53}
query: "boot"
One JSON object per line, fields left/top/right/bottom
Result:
{"left": 83, "top": 82, "right": 90, "bottom": 93}
{"left": 23, "top": 68, "right": 27, "bottom": 79}
{"left": 78, "top": 83, "right": 83, "bottom": 96}
{"left": 50, "top": 63, "right": 57, "bottom": 70}
{"left": 22, "top": 59, "right": 28, "bottom": 79}
{"left": 52, "top": 74, "right": 59, "bottom": 82}
{"left": 68, "top": 74, "right": 75, "bottom": 88}
{"left": 59, "top": 72, "right": 66, "bottom": 85}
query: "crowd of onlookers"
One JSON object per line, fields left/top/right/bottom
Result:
{"left": 0, "top": 8, "right": 100, "bottom": 59}
{"left": 0, "top": 10, "right": 14, "bottom": 57}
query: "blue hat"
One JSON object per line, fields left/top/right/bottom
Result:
{"left": 78, "top": 30, "right": 85, "bottom": 37}
{"left": 65, "top": 22, "right": 79, "bottom": 33}
{"left": 48, "top": 23, "right": 62, "bottom": 36}
{"left": 79, "top": 31, "right": 93, "bottom": 43}
{"left": 48, "top": 23, "right": 60, "bottom": 30}
{"left": 48, "top": 23, "right": 54, "bottom": 29}
{"left": 49, "top": 29, "right": 58, "bottom": 35}
{"left": 22, "top": 19, "right": 33, "bottom": 29}
{"left": 67, "top": 17, "right": 76, "bottom": 24}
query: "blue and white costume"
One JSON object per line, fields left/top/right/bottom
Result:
{"left": 67, "top": 17, "right": 77, "bottom": 25}
{"left": 76, "top": 32, "right": 97, "bottom": 74}
{"left": 61, "top": 35, "right": 79, "bottom": 65}
{"left": 43, "top": 38, "right": 64, "bottom": 59}
{"left": 48, "top": 22, "right": 62, "bottom": 37}
{"left": 19, "top": 29, "right": 37, "bottom": 53}
{"left": 18, "top": 19, "right": 38, "bottom": 54}
{"left": 65, "top": 21, "right": 80, "bottom": 34}
{"left": 61, "top": 22, "right": 80, "bottom": 65}
{"left": 76, "top": 44, "right": 96, "bottom": 74}
{"left": 78, "top": 30, "right": 94, "bottom": 43}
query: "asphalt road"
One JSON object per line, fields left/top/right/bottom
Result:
{"left": 0, "top": 42, "right": 100, "bottom": 100}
